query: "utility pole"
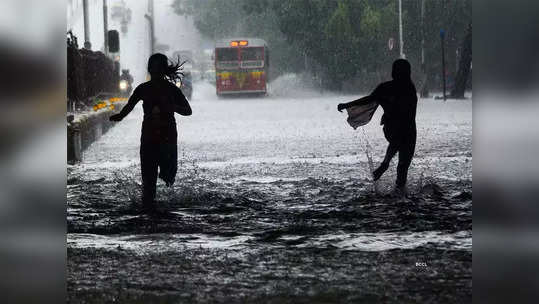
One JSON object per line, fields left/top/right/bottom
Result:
{"left": 103, "top": 0, "right": 109, "bottom": 56}
{"left": 145, "top": 0, "right": 155, "bottom": 54}
{"left": 419, "top": 0, "right": 429, "bottom": 97}
{"left": 398, "top": 0, "right": 405, "bottom": 59}
{"left": 83, "top": 0, "right": 91, "bottom": 49}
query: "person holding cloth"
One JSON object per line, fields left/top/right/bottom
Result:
{"left": 338, "top": 59, "right": 417, "bottom": 193}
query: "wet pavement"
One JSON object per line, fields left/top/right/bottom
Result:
{"left": 67, "top": 82, "right": 472, "bottom": 303}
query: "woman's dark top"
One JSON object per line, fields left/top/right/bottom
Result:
{"left": 123, "top": 79, "right": 190, "bottom": 145}
{"left": 371, "top": 80, "right": 417, "bottom": 141}
{"left": 133, "top": 79, "right": 189, "bottom": 122}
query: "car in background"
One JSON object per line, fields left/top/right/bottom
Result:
{"left": 119, "top": 69, "right": 133, "bottom": 97}
{"left": 177, "top": 71, "right": 192, "bottom": 100}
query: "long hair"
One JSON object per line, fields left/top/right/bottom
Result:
{"left": 147, "top": 53, "right": 186, "bottom": 84}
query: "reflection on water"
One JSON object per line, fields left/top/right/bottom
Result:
{"left": 68, "top": 230, "right": 471, "bottom": 253}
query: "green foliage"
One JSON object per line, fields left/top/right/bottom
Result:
{"left": 172, "top": 0, "right": 472, "bottom": 91}
{"left": 355, "top": 1, "right": 396, "bottom": 80}
{"left": 322, "top": 1, "right": 359, "bottom": 88}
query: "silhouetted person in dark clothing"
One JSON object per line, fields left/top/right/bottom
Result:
{"left": 338, "top": 59, "right": 417, "bottom": 192}
{"left": 110, "top": 53, "right": 192, "bottom": 208}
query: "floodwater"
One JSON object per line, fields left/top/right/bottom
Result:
{"left": 67, "top": 81, "right": 472, "bottom": 303}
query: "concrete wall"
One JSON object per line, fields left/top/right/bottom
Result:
{"left": 67, "top": 103, "right": 125, "bottom": 164}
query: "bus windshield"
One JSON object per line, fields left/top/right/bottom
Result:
{"left": 216, "top": 48, "right": 238, "bottom": 61}
{"left": 240, "top": 48, "right": 264, "bottom": 61}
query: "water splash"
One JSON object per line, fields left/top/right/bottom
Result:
{"left": 416, "top": 127, "right": 434, "bottom": 192}
{"left": 360, "top": 128, "right": 382, "bottom": 195}
{"left": 109, "top": 151, "right": 208, "bottom": 206}
{"left": 113, "top": 166, "right": 141, "bottom": 204}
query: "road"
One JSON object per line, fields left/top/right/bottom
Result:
{"left": 67, "top": 81, "right": 472, "bottom": 302}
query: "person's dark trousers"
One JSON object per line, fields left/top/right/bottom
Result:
{"left": 140, "top": 119, "right": 178, "bottom": 205}
{"left": 395, "top": 134, "right": 416, "bottom": 188}
{"left": 140, "top": 142, "right": 178, "bottom": 204}
{"left": 383, "top": 126, "right": 416, "bottom": 188}
{"left": 140, "top": 143, "right": 159, "bottom": 205}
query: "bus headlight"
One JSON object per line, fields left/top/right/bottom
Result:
{"left": 176, "top": 81, "right": 182, "bottom": 88}
{"left": 119, "top": 80, "right": 128, "bottom": 91}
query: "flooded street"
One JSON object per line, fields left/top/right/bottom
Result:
{"left": 67, "top": 82, "right": 472, "bottom": 303}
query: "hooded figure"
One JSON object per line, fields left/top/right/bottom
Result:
{"left": 338, "top": 59, "right": 417, "bottom": 192}
{"left": 110, "top": 53, "right": 192, "bottom": 208}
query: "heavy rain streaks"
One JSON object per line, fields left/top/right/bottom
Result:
{"left": 66, "top": 0, "right": 472, "bottom": 302}
{"left": 68, "top": 81, "right": 472, "bottom": 302}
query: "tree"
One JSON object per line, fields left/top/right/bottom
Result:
{"left": 323, "top": 1, "right": 357, "bottom": 89}
{"left": 172, "top": 0, "right": 472, "bottom": 92}
{"left": 419, "top": 0, "right": 472, "bottom": 96}
{"left": 172, "top": 0, "right": 305, "bottom": 79}
{"left": 450, "top": 23, "right": 472, "bottom": 99}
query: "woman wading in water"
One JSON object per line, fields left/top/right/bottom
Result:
{"left": 110, "top": 53, "right": 192, "bottom": 209}
{"left": 338, "top": 59, "right": 417, "bottom": 194}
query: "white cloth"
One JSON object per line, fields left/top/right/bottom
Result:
{"left": 346, "top": 101, "right": 379, "bottom": 129}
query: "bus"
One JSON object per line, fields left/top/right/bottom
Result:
{"left": 215, "top": 38, "right": 268, "bottom": 96}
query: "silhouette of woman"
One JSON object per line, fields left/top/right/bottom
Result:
{"left": 338, "top": 59, "right": 417, "bottom": 193}
{"left": 110, "top": 53, "right": 192, "bottom": 208}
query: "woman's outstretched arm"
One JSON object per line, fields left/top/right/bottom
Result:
{"left": 174, "top": 88, "right": 192, "bottom": 116}
{"left": 110, "top": 88, "right": 141, "bottom": 121}
{"left": 337, "top": 95, "right": 375, "bottom": 112}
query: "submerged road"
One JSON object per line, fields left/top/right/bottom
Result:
{"left": 67, "top": 82, "right": 472, "bottom": 302}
